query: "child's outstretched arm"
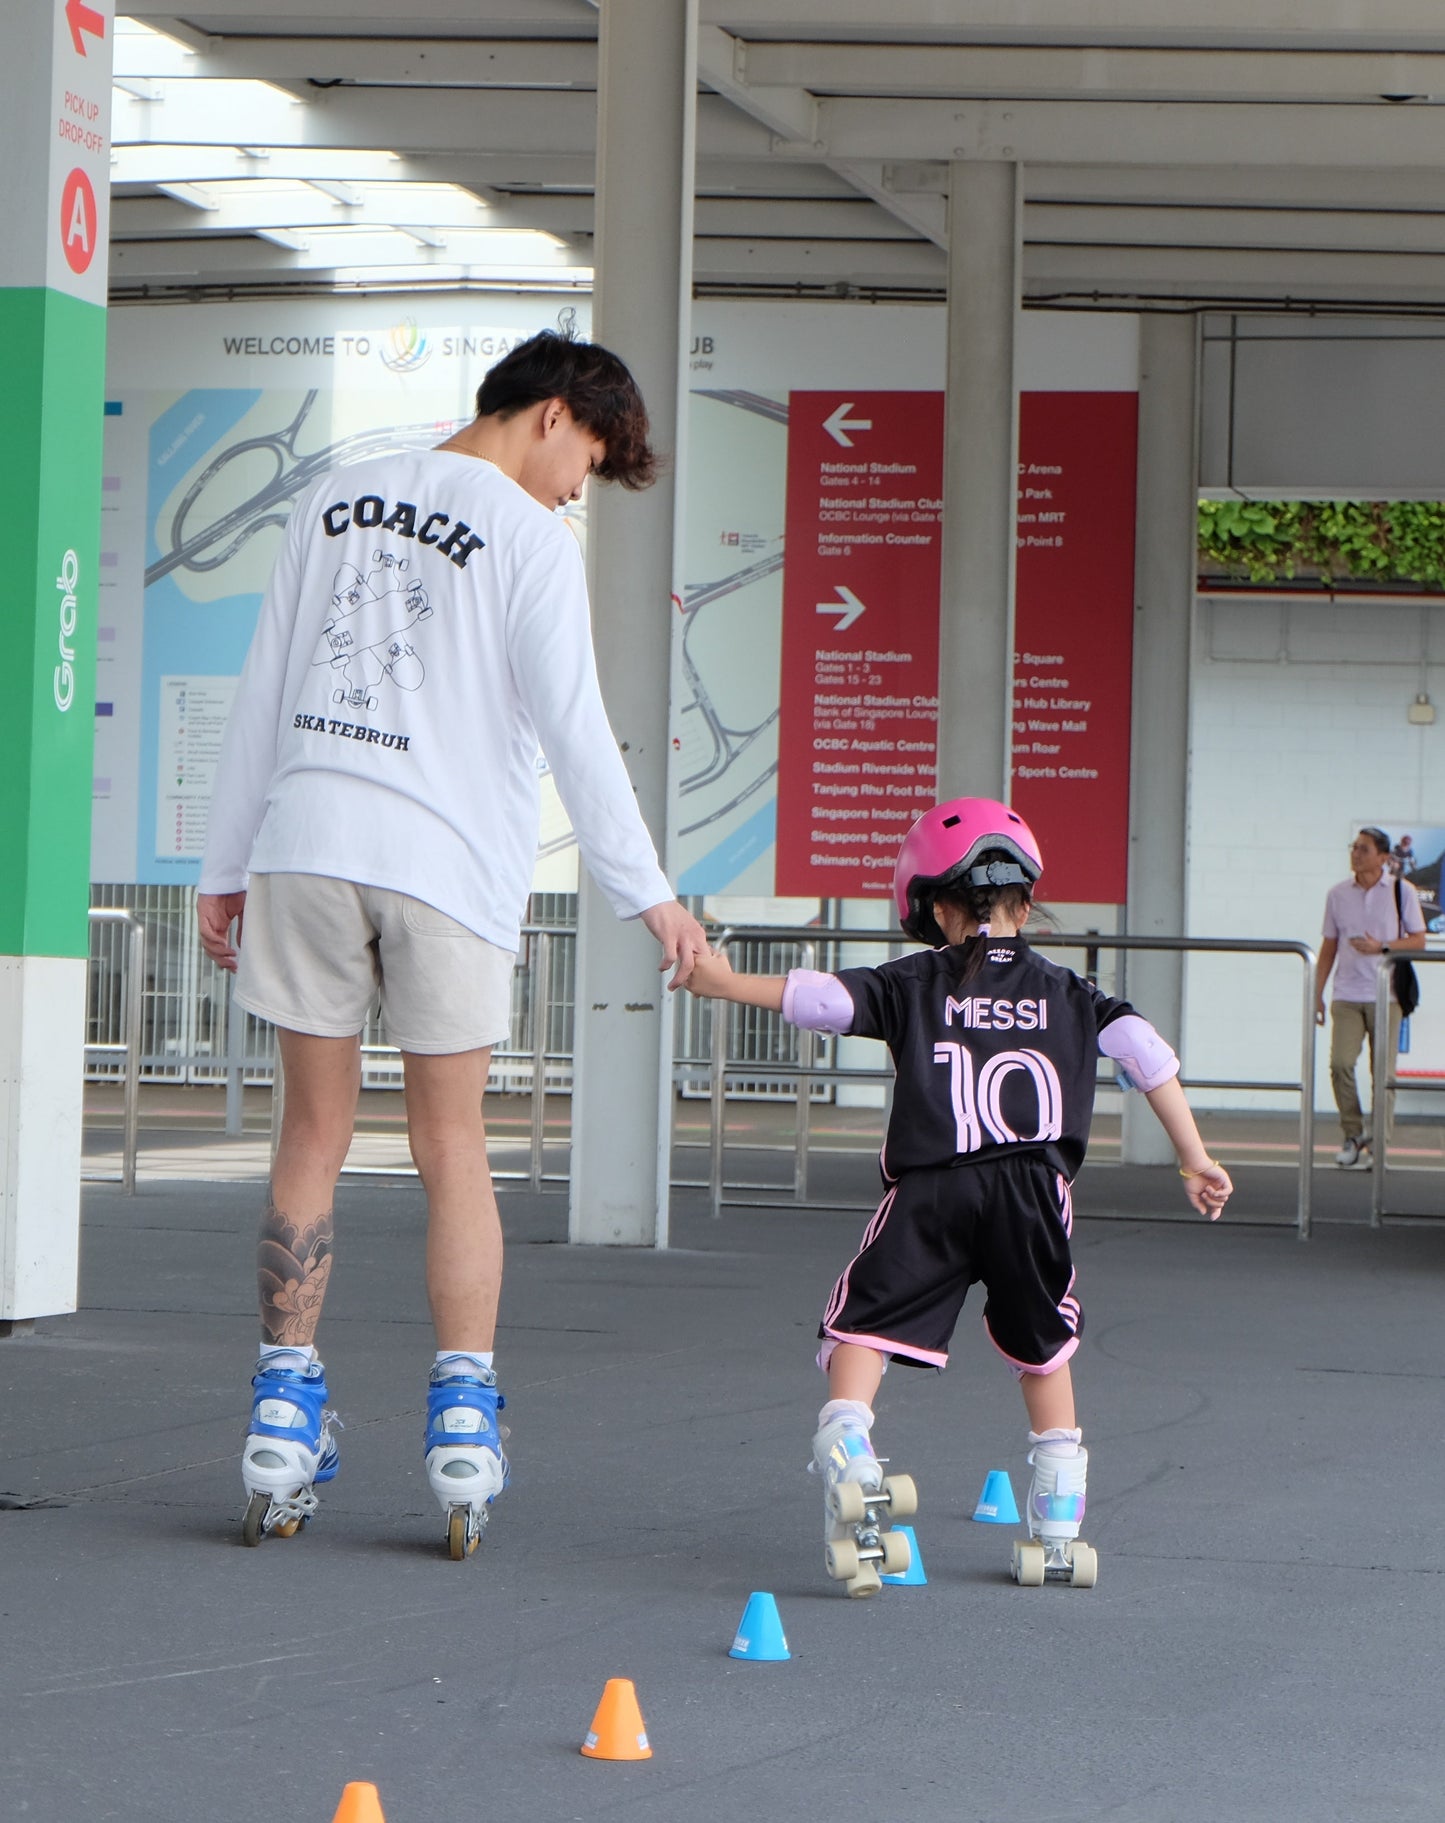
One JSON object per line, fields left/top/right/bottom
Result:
{"left": 1098, "top": 1013, "right": 1231, "bottom": 1219}
{"left": 685, "top": 948, "right": 785, "bottom": 1012}
{"left": 1143, "top": 1076, "right": 1233, "bottom": 1219}
{"left": 686, "top": 953, "right": 859, "bottom": 1035}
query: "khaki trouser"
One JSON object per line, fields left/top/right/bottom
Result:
{"left": 1329, "top": 999, "right": 1403, "bottom": 1142}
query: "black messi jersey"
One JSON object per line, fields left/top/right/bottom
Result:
{"left": 836, "top": 939, "right": 1133, "bottom": 1181}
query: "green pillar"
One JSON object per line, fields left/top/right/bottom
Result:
{"left": 0, "top": 0, "right": 113, "bottom": 1322}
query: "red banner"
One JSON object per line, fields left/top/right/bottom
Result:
{"left": 1010, "top": 392, "right": 1138, "bottom": 904}
{"left": 776, "top": 389, "right": 1137, "bottom": 904}
{"left": 775, "top": 392, "right": 944, "bottom": 898}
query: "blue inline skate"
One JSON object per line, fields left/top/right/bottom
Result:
{"left": 241, "top": 1357, "right": 340, "bottom": 1546}
{"left": 425, "top": 1359, "right": 509, "bottom": 1560}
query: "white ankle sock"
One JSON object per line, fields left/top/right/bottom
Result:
{"left": 818, "top": 1398, "right": 874, "bottom": 1432}
{"left": 258, "top": 1343, "right": 317, "bottom": 1370}
{"left": 435, "top": 1349, "right": 494, "bottom": 1377}
{"left": 1029, "top": 1426, "right": 1083, "bottom": 1457}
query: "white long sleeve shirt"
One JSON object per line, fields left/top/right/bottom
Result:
{"left": 198, "top": 449, "right": 672, "bottom": 950}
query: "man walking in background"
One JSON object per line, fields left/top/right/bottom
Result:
{"left": 1315, "top": 826, "right": 1426, "bottom": 1168}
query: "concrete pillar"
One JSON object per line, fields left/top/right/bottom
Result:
{"left": 0, "top": 0, "right": 114, "bottom": 1325}
{"left": 569, "top": 0, "right": 697, "bottom": 1245}
{"left": 935, "top": 162, "right": 1022, "bottom": 801}
{"left": 1122, "top": 315, "right": 1199, "bottom": 1165}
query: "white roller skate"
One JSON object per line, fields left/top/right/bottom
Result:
{"left": 425, "top": 1359, "right": 509, "bottom": 1561}
{"left": 811, "top": 1401, "right": 917, "bottom": 1598}
{"left": 241, "top": 1355, "right": 340, "bottom": 1546}
{"left": 1010, "top": 1429, "right": 1097, "bottom": 1588}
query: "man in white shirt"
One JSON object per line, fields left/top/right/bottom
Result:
{"left": 1314, "top": 826, "right": 1426, "bottom": 1168}
{"left": 195, "top": 331, "right": 707, "bottom": 1554}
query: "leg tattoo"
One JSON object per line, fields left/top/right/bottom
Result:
{"left": 258, "top": 1199, "right": 335, "bottom": 1346}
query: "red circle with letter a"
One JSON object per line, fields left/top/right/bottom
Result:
{"left": 60, "top": 167, "right": 98, "bottom": 274}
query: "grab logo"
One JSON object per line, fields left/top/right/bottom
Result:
{"left": 60, "top": 168, "right": 97, "bottom": 274}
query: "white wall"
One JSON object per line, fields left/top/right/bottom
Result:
{"left": 1200, "top": 315, "right": 1445, "bottom": 499}
{"left": 1185, "top": 593, "right": 1445, "bottom": 1113}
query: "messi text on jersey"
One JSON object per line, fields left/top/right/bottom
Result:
{"left": 944, "top": 995, "right": 1049, "bottom": 1031}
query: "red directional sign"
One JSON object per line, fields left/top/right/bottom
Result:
{"left": 777, "top": 389, "right": 1139, "bottom": 904}
{"left": 65, "top": 0, "right": 105, "bottom": 55}
{"left": 776, "top": 391, "right": 944, "bottom": 899}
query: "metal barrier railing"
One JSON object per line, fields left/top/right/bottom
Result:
{"left": 704, "top": 926, "right": 1321, "bottom": 1237}
{"left": 328, "top": 925, "right": 571, "bottom": 1190}
{"left": 1369, "top": 948, "right": 1445, "bottom": 1225}
{"left": 84, "top": 908, "right": 145, "bottom": 1194}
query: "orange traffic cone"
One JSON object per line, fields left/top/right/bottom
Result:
{"left": 331, "top": 1782, "right": 386, "bottom": 1823}
{"left": 580, "top": 1676, "right": 652, "bottom": 1760}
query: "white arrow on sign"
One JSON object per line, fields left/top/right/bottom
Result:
{"left": 823, "top": 401, "right": 872, "bottom": 448}
{"left": 816, "top": 586, "right": 867, "bottom": 633}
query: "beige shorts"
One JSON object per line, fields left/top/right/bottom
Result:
{"left": 234, "top": 873, "right": 515, "bottom": 1054}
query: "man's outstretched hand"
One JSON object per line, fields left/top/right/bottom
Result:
{"left": 197, "top": 891, "right": 247, "bottom": 972}
{"left": 640, "top": 900, "right": 710, "bottom": 990}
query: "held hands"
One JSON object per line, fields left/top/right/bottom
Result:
{"left": 197, "top": 891, "right": 247, "bottom": 972}
{"left": 639, "top": 900, "right": 710, "bottom": 990}
{"left": 1347, "top": 935, "right": 1387, "bottom": 955}
{"left": 682, "top": 948, "right": 737, "bottom": 999}
{"left": 1179, "top": 1160, "right": 1232, "bottom": 1221}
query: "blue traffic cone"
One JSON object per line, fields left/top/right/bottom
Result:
{"left": 973, "top": 1469, "right": 1019, "bottom": 1525}
{"left": 728, "top": 1590, "right": 790, "bottom": 1661}
{"left": 880, "top": 1523, "right": 927, "bottom": 1585}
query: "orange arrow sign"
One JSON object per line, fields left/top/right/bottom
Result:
{"left": 65, "top": 0, "right": 105, "bottom": 55}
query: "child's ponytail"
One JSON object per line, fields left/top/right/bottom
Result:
{"left": 936, "top": 876, "right": 1035, "bottom": 992}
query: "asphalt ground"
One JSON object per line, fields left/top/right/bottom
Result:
{"left": 6, "top": 1112, "right": 1445, "bottom": 1822}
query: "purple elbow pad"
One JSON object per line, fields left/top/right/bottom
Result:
{"left": 1098, "top": 1013, "right": 1179, "bottom": 1092}
{"left": 781, "top": 969, "right": 855, "bottom": 1034}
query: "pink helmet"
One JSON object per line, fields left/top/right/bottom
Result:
{"left": 893, "top": 797, "right": 1043, "bottom": 946}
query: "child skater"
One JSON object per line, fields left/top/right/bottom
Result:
{"left": 687, "top": 798, "right": 1232, "bottom": 1593}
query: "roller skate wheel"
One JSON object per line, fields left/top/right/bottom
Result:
{"left": 846, "top": 1565, "right": 882, "bottom": 1600}
{"left": 1012, "top": 1540, "right": 1046, "bottom": 1587}
{"left": 1069, "top": 1543, "right": 1099, "bottom": 1588}
{"left": 242, "top": 1491, "right": 270, "bottom": 1548}
{"left": 826, "top": 1536, "right": 861, "bottom": 1581}
{"left": 879, "top": 1531, "right": 912, "bottom": 1577}
{"left": 272, "top": 1516, "right": 303, "bottom": 1540}
{"left": 883, "top": 1473, "right": 918, "bottom": 1518}
{"left": 447, "top": 1506, "right": 480, "bottom": 1561}
{"left": 830, "top": 1482, "right": 868, "bottom": 1526}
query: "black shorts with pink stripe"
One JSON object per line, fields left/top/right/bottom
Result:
{"left": 819, "top": 1152, "right": 1082, "bottom": 1374}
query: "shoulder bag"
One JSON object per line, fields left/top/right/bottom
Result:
{"left": 1392, "top": 877, "right": 1421, "bottom": 1018}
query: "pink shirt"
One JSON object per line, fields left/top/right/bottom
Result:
{"left": 1322, "top": 873, "right": 1425, "bottom": 1002}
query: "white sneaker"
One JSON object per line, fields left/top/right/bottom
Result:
{"left": 1335, "top": 1136, "right": 1370, "bottom": 1168}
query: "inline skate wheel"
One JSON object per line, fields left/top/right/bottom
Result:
{"left": 826, "top": 1537, "right": 861, "bottom": 1581}
{"left": 883, "top": 1473, "right": 918, "bottom": 1518}
{"left": 242, "top": 1491, "right": 270, "bottom": 1548}
{"left": 447, "top": 1506, "right": 479, "bottom": 1561}
{"left": 879, "top": 1531, "right": 912, "bottom": 1577}
{"left": 1069, "top": 1543, "right": 1098, "bottom": 1588}
{"left": 846, "top": 1565, "right": 882, "bottom": 1600}
{"left": 1012, "top": 1541, "right": 1046, "bottom": 1587}
{"left": 830, "top": 1482, "right": 868, "bottom": 1526}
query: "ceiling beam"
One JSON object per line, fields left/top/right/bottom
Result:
{"left": 1028, "top": 202, "right": 1445, "bottom": 256}
{"left": 110, "top": 81, "right": 772, "bottom": 159}
{"left": 704, "top": 3, "right": 1445, "bottom": 48}
{"left": 111, "top": 187, "right": 497, "bottom": 237}
{"left": 108, "top": 227, "right": 588, "bottom": 281}
{"left": 743, "top": 42, "right": 1445, "bottom": 101}
{"left": 697, "top": 24, "right": 944, "bottom": 243}
{"left": 115, "top": 34, "right": 598, "bottom": 87}
{"left": 809, "top": 96, "right": 1445, "bottom": 167}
